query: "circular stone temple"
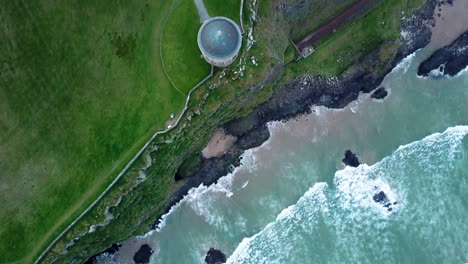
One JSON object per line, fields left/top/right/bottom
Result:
{"left": 197, "top": 17, "right": 242, "bottom": 67}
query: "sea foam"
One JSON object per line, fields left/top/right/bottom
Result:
{"left": 145, "top": 124, "right": 275, "bottom": 235}
{"left": 227, "top": 126, "right": 468, "bottom": 264}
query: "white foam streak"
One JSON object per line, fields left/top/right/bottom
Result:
{"left": 391, "top": 51, "right": 417, "bottom": 74}
{"left": 227, "top": 183, "right": 329, "bottom": 264}
{"left": 417, "top": 63, "right": 468, "bottom": 79}
{"left": 395, "top": 125, "right": 468, "bottom": 153}
{"left": 335, "top": 165, "right": 400, "bottom": 216}
{"left": 227, "top": 125, "right": 468, "bottom": 263}
{"left": 454, "top": 64, "right": 468, "bottom": 78}
{"left": 146, "top": 125, "right": 275, "bottom": 235}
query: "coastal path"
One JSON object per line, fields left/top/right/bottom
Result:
{"left": 296, "top": 0, "right": 376, "bottom": 52}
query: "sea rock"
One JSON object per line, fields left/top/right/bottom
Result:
{"left": 342, "top": 150, "right": 361, "bottom": 167}
{"left": 373, "top": 191, "right": 389, "bottom": 204}
{"left": 84, "top": 243, "right": 120, "bottom": 264}
{"left": 205, "top": 248, "right": 227, "bottom": 264}
{"left": 153, "top": 0, "right": 437, "bottom": 232}
{"left": 373, "top": 189, "right": 399, "bottom": 213}
{"left": 371, "top": 87, "right": 388, "bottom": 100}
{"left": 133, "top": 244, "right": 154, "bottom": 264}
{"left": 236, "top": 123, "right": 270, "bottom": 149}
{"left": 417, "top": 30, "right": 468, "bottom": 76}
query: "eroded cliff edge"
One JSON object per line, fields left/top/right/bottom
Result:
{"left": 151, "top": 0, "right": 442, "bottom": 234}
{"left": 418, "top": 30, "right": 468, "bottom": 76}
{"left": 68, "top": 0, "right": 462, "bottom": 262}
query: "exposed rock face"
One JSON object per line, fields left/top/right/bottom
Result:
{"left": 373, "top": 190, "right": 398, "bottom": 212}
{"left": 371, "top": 87, "right": 388, "bottom": 100}
{"left": 84, "top": 243, "right": 120, "bottom": 264}
{"left": 373, "top": 191, "right": 389, "bottom": 204}
{"left": 153, "top": 0, "right": 438, "bottom": 230}
{"left": 223, "top": 0, "right": 436, "bottom": 138}
{"left": 418, "top": 30, "right": 468, "bottom": 76}
{"left": 133, "top": 244, "right": 154, "bottom": 264}
{"left": 153, "top": 125, "right": 269, "bottom": 228}
{"left": 205, "top": 248, "right": 227, "bottom": 264}
{"left": 342, "top": 150, "right": 361, "bottom": 167}
{"left": 396, "top": 0, "right": 436, "bottom": 62}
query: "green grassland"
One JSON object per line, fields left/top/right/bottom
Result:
{"left": 287, "top": 0, "right": 425, "bottom": 77}
{"left": 287, "top": 0, "right": 359, "bottom": 41}
{"left": 0, "top": 0, "right": 428, "bottom": 263}
{"left": 0, "top": 0, "right": 183, "bottom": 263}
{"left": 204, "top": 0, "right": 241, "bottom": 21}
{"left": 161, "top": 0, "right": 211, "bottom": 94}
{"left": 160, "top": 0, "right": 243, "bottom": 95}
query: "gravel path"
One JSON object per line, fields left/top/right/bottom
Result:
{"left": 194, "top": 0, "right": 210, "bottom": 22}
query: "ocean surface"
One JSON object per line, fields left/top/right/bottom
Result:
{"left": 117, "top": 41, "right": 468, "bottom": 264}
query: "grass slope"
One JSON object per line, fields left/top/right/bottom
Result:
{"left": 289, "top": 0, "right": 359, "bottom": 41}
{"left": 287, "top": 0, "right": 425, "bottom": 76}
{"left": 0, "top": 0, "right": 183, "bottom": 262}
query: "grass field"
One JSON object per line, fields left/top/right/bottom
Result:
{"left": 161, "top": 0, "right": 211, "bottom": 95}
{"left": 286, "top": 0, "right": 425, "bottom": 76}
{"left": 288, "top": 0, "right": 359, "bottom": 41}
{"left": 204, "top": 0, "right": 241, "bottom": 21}
{"left": 160, "top": 0, "right": 242, "bottom": 95}
{"left": 0, "top": 0, "right": 184, "bottom": 263}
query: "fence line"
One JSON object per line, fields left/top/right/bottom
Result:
{"left": 33, "top": 1, "right": 215, "bottom": 260}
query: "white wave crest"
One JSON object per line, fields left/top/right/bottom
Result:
{"left": 454, "top": 64, "right": 468, "bottom": 77}
{"left": 147, "top": 125, "right": 275, "bottom": 234}
{"left": 227, "top": 125, "right": 468, "bottom": 263}
{"left": 391, "top": 51, "right": 417, "bottom": 74}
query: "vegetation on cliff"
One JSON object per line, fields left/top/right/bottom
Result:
{"left": 0, "top": 0, "right": 427, "bottom": 263}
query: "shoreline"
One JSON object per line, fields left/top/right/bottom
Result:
{"left": 152, "top": 0, "right": 439, "bottom": 230}
{"left": 86, "top": 0, "right": 468, "bottom": 262}
{"left": 418, "top": 31, "right": 468, "bottom": 76}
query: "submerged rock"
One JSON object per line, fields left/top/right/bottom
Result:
{"left": 342, "top": 150, "right": 361, "bottom": 167}
{"left": 418, "top": 30, "right": 468, "bottom": 76}
{"left": 133, "top": 244, "right": 154, "bottom": 264}
{"left": 205, "top": 248, "right": 227, "bottom": 264}
{"left": 371, "top": 87, "right": 388, "bottom": 100}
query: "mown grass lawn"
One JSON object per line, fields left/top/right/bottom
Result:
{"left": 161, "top": 0, "right": 211, "bottom": 95}
{"left": 160, "top": 0, "right": 243, "bottom": 95}
{"left": 0, "top": 0, "right": 184, "bottom": 263}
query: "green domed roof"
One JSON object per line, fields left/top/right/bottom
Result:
{"left": 198, "top": 17, "right": 241, "bottom": 59}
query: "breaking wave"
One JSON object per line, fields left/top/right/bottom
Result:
{"left": 227, "top": 126, "right": 468, "bottom": 264}
{"left": 148, "top": 131, "right": 271, "bottom": 234}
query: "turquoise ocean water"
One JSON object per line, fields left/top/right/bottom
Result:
{"left": 129, "top": 44, "right": 468, "bottom": 264}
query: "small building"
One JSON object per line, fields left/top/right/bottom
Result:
{"left": 197, "top": 17, "right": 242, "bottom": 67}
